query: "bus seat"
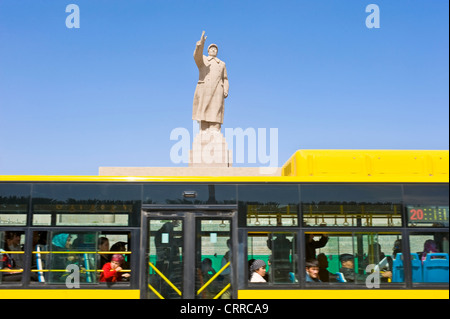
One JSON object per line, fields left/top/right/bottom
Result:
{"left": 411, "top": 253, "right": 423, "bottom": 283}
{"left": 335, "top": 272, "right": 346, "bottom": 283}
{"left": 423, "top": 253, "right": 449, "bottom": 283}
{"left": 392, "top": 253, "right": 404, "bottom": 283}
{"left": 288, "top": 272, "right": 296, "bottom": 283}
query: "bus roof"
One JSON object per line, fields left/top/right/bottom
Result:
{"left": 1, "top": 150, "right": 448, "bottom": 183}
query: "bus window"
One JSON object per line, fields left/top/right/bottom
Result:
{"left": 0, "top": 183, "right": 30, "bottom": 226}
{"left": 409, "top": 232, "right": 449, "bottom": 283}
{"left": 0, "top": 231, "right": 25, "bottom": 284}
{"left": 248, "top": 232, "right": 297, "bottom": 284}
{"left": 310, "top": 233, "right": 402, "bottom": 284}
{"left": 238, "top": 185, "right": 299, "bottom": 227}
{"left": 301, "top": 184, "right": 403, "bottom": 227}
{"left": 32, "top": 231, "right": 131, "bottom": 285}
{"left": 31, "top": 183, "right": 141, "bottom": 226}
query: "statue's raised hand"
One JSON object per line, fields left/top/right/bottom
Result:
{"left": 197, "top": 31, "right": 207, "bottom": 46}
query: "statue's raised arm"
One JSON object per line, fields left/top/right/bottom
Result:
{"left": 194, "top": 31, "right": 207, "bottom": 67}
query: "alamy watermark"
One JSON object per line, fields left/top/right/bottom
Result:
{"left": 65, "top": 264, "right": 80, "bottom": 288}
{"left": 170, "top": 122, "right": 279, "bottom": 174}
{"left": 365, "top": 264, "right": 381, "bottom": 289}
{"left": 63, "top": 3, "right": 379, "bottom": 29}
{"left": 366, "top": 4, "right": 380, "bottom": 29}
{"left": 65, "top": 4, "right": 80, "bottom": 29}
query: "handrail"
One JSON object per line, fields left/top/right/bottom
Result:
{"left": 29, "top": 269, "right": 131, "bottom": 273}
{"left": 214, "top": 283, "right": 231, "bottom": 299}
{"left": 197, "top": 261, "right": 230, "bottom": 295}
{"left": 30, "top": 251, "right": 132, "bottom": 254}
{"left": 148, "top": 284, "right": 165, "bottom": 299}
{"left": 0, "top": 251, "right": 25, "bottom": 254}
{"left": 148, "top": 262, "right": 182, "bottom": 296}
{"left": 1, "top": 250, "right": 132, "bottom": 254}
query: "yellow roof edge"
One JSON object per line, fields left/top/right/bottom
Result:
{"left": 0, "top": 175, "right": 448, "bottom": 183}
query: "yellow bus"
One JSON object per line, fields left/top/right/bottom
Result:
{"left": 0, "top": 150, "right": 448, "bottom": 299}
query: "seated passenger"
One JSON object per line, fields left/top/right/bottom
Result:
{"left": 100, "top": 254, "right": 130, "bottom": 283}
{"left": 392, "top": 239, "right": 402, "bottom": 259}
{"left": 339, "top": 253, "right": 391, "bottom": 283}
{"left": 249, "top": 259, "right": 267, "bottom": 283}
{"left": 421, "top": 239, "right": 439, "bottom": 263}
{"left": 1, "top": 231, "right": 24, "bottom": 281}
{"left": 339, "top": 253, "right": 363, "bottom": 282}
{"left": 50, "top": 233, "right": 77, "bottom": 282}
{"left": 305, "top": 259, "right": 321, "bottom": 282}
{"left": 317, "top": 253, "right": 335, "bottom": 282}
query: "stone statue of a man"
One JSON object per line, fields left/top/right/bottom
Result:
{"left": 192, "top": 31, "right": 229, "bottom": 132}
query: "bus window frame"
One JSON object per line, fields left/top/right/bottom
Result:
{"left": 243, "top": 227, "right": 449, "bottom": 290}
{"left": 0, "top": 226, "right": 141, "bottom": 290}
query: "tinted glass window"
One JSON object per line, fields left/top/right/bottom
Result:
{"left": 409, "top": 232, "right": 449, "bottom": 283}
{"left": 403, "top": 184, "right": 449, "bottom": 206}
{"left": 32, "top": 231, "right": 132, "bottom": 284}
{"left": 308, "top": 232, "right": 402, "bottom": 285}
{"left": 238, "top": 185, "right": 299, "bottom": 227}
{"left": 31, "top": 184, "right": 141, "bottom": 226}
{"left": 248, "top": 232, "right": 297, "bottom": 284}
{"left": 143, "top": 184, "right": 236, "bottom": 205}
{"left": 0, "top": 184, "right": 31, "bottom": 226}
{"left": 301, "top": 184, "right": 403, "bottom": 227}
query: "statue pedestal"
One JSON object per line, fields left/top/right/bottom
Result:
{"left": 189, "top": 130, "right": 232, "bottom": 167}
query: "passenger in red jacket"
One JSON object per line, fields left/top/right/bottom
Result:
{"left": 100, "top": 254, "right": 130, "bottom": 282}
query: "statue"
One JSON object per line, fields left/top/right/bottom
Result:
{"left": 192, "top": 31, "right": 229, "bottom": 132}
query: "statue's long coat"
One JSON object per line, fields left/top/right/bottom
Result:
{"left": 192, "top": 42, "right": 229, "bottom": 124}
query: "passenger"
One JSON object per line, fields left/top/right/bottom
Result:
{"left": 52, "top": 233, "right": 72, "bottom": 250}
{"left": 267, "top": 233, "right": 292, "bottom": 263}
{"left": 221, "top": 239, "right": 232, "bottom": 275}
{"left": 50, "top": 233, "right": 76, "bottom": 282}
{"left": 110, "top": 241, "right": 129, "bottom": 271}
{"left": 305, "top": 234, "right": 329, "bottom": 260}
{"left": 339, "top": 253, "right": 362, "bottom": 282}
{"left": 199, "top": 258, "right": 220, "bottom": 297}
{"left": 1, "top": 233, "right": 24, "bottom": 281}
{"left": 220, "top": 239, "right": 232, "bottom": 299}
{"left": 98, "top": 237, "right": 110, "bottom": 269}
{"left": 317, "top": 253, "right": 335, "bottom": 282}
{"left": 305, "top": 259, "right": 321, "bottom": 282}
{"left": 249, "top": 259, "right": 267, "bottom": 283}
{"left": 339, "top": 253, "right": 391, "bottom": 282}
{"left": 421, "top": 239, "right": 439, "bottom": 263}
{"left": 201, "top": 258, "right": 216, "bottom": 277}
{"left": 100, "top": 254, "right": 130, "bottom": 283}
{"left": 4, "top": 231, "right": 24, "bottom": 269}
{"left": 155, "top": 220, "right": 182, "bottom": 273}
{"left": 392, "top": 239, "right": 402, "bottom": 259}
{"left": 155, "top": 220, "right": 182, "bottom": 298}
{"left": 267, "top": 233, "right": 292, "bottom": 282}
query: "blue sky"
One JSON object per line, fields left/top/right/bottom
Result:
{"left": 0, "top": 0, "right": 448, "bottom": 175}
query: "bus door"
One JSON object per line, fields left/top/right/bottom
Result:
{"left": 142, "top": 210, "right": 235, "bottom": 299}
